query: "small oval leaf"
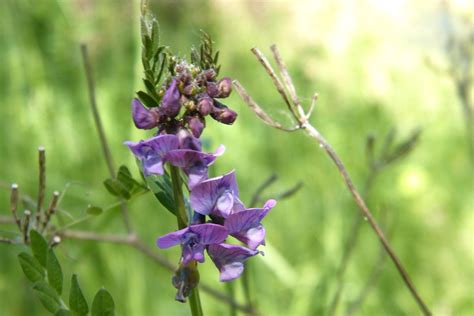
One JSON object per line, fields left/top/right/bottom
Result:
{"left": 30, "top": 229, "right": 48, "bottom": 267}
{"left": 69, "top": 274, "right": 89, "bottom": 315}
{"left": 55, "top": 309, "right": 71, "bottom": 316}
{"left": 47, "top": 249, "right": 63, "bottom": 295}
{"left": 33, "top": 281, "right": 61, "bottom": 314}
{"left": 86, "top": 205, "right": 103, "bottom": 216}
{"left": 18, "top": 252, "right": 45, "bottom": 283}
{"left": 92, "top": 288, "right": 115, "bottom": 316}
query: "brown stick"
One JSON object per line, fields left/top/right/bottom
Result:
{"left": 237, "top": 45, "right": 432, "bottom": 316}
{"left": 36, "top": 147, "right": 46, "bottom": 228}
{"left": 10, "top": 184, "right": 21, "bottom": 229}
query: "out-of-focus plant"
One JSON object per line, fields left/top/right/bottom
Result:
{"left": 234, "top": 45, "right": 432, "bottom": 316}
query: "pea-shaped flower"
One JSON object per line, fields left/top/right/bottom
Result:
{"left": 157, "top": 223, "right": 228, "bottom": 265}
{"left": 207, "top": 243, "right": 260, "bottom": 282}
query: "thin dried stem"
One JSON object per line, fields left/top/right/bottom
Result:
{"left": 10, "top": 183, "right": 21, "bottom": 229}
{"left": 22, "top": 210, "right": 31, "bottom": 244}
{"left": 0, "top": 237, "right": 15, "bottom": 244}
{"left": 81, "top": 43, "right": 132, "bottom": 233}
{"left": 36, "top": 147, "right": 46, "bottom": 228}
{"left": 41, "top": 191, "right": 60, "bottom": 232}
{"left": 249, "top": 174, "right": 278, "bottom": 208}
{"left": 239, "top": 45, "right": 432, "bottom": 316}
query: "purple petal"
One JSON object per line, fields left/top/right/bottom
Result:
{"left": 131, "top": 98, "right": 158, "bottom": 129}
{"left": 156, "top": 227, "right": 189, "bottom": 249}
{"left": 177, "top": 129, "right": 202, "bottom": 151}
{"left": 188, "top": 223, "right": 228, "bottom": 245}
{"left": 161, "top": 79, "right": 181, "bottom": 117}
{"left": 232, "top": 226, "right": 266, "bottom": 250}
{"left": 182, "top": 243, "right": 206, "bottom": 265}
{"left": 207, "top": 244, "right": 259, "bottom": 282}
{"left": 190, "top": 171, "right": 238, "bottom": 216}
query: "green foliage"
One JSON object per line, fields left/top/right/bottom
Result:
{"left": 30, "top": 229, "right": 48, "bottom": 267}
{"left": 69, "top": 274, "right": 89, "bottom": 315}
{"left": 194, "top": 31, "right": 221, "bottom": 74}
{"left": 33, "top": 281, "right": 62, "bottom": 313}
{"left": 18, "top": 252, "right": 45, "bottom": 283}
{"left": 47, "top": 249, "right": 63, "bottom": 295}
{"left": 86, "top": 206, "right": 103, "bottom": 216}
{"left": 146, "top": 172, "right": 176, "bottom": 215}
{"left": 103, "top": 165, "right": 148, "bottom": 200}
{"left": 91, "top": 289, "right": 115, "bottom": 316}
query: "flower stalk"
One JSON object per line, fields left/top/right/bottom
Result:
{"left": 169, "top": 165, "right": 204, "bottom": 316}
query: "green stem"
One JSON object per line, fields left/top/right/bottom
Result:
{"left": 169, "top": 166, "right": 204, "bottom": 316}
{"left": 225, "top": 282, "right": 237, "bottom": 316}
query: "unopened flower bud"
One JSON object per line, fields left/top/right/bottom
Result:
{"left": 203, "top": 69, "right": 216, "bottom": 81}
{"left": 182, "top": 84, "right": 196, "bottom": 96}
{"left": 172, "top": 263, "right": 200, "bottom": 303}
{"left": 187, "top": 115, "right": 205, "bottom": 138}
{"left": 197, "top": 95, "right": 213, "bottom": 116}
{"left": 131, "top": 99, "right": 160, "bottom": 129}
{"left": 161, "top": 79, "right": 182, "bottom": 117}
{"left": 206, "top": 82, "right": 219, "bottom": 98}
{"left": 216, "top": 77, "right": 232, "bottom": 98}
{"left": 211, "top": 101, "right": 238, "bottom": 125}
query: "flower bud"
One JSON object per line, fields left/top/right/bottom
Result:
{"left": 216, "top": 77, "right": 232, "bottom": 98}
{"left": 197, "top": 95, "right": 213, "bottom": 116}
{"left": 172, "top": 263, "right": 200, "bottom": 303}
{"left": 187, "top": 115, "right": 205, "bottom": 138}
{"left": 203, "top": 69, "right": 216, "bottom": 81}
{"left": 161, "top": 79, "right": 181, "bottom": 117}
{"left": 131, "top": 98, "right": 159, "bottom": 129}
{"left": 177, "top": 129, "right": 201, "bottom": 151}
{"left": 206, "top": 82, "right": 219, "bottom": 98}
{"left": 211, "top": 100, "right": 238, "bottom": 125}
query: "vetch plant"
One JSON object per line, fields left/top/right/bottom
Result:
{"left": 123, "top": 5, "right": 276, "bottom": 314}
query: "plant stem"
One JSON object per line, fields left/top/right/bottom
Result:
{"left": 226, "top": 282, "right": 238, "bottom": 316}
{"left": 169, "top": 165, "right": 204, "bottom": 316}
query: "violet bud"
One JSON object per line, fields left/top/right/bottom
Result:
{"left": 131, "top": 98, "right": 159, "bottom": 129}
{"left": 207, "top": 82, "right": 219, "bottom": 98}
{"left": 182, "top": 84, "right": 196, "bottom": 97}
{"left": 176, "top": 129, "right": 202, "bottom": 151}
{"left": 216, "top": 77, "right": 232, "bottom": 98}
{"left": 203, "top": 69, "right": 217, "bottom": 81}
{"left": 161, "top": 79, "right": 182, "bottom": 117}
{"left": 211, "top": 101, "right": 237, "bottom": 125}
{"left": 187, "top": 115, "right": 205, "bottom": 138}
{"left": 197, "top": 95, "right": 213, "bottom": 116}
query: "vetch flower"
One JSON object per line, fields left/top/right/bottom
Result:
{"left": 165, "top": 145, "right": 225, "bottom": 189}
{"left": 225, "top": 199, "right": 276, "bottom": 249}
{"left": 131, "top": 98, "right": 160, "bottom": 129}
{"left": 125, "top": 134, "right": 179, "bottom": 176}
{"left": 160, "top": 79, "right": 181, "bottom": 117}
{"left": 211, "top": 100, "right": 238, "bottom": 125}
{"left": 190, "top": 171, "right": 244, "bottom": 218}
{"left": 157, "top": 223, "right": 228, "bottom": 265}
{"left": 207, "top": 243, "right": 260, "bottom": 282}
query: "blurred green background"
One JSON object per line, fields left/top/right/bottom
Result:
{"left": 0, "top": 0, "right": 472, "bottom": 315}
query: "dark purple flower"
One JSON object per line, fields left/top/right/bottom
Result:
{"left": 131, "top": 98, "right": 160, "bottom": 129}
{"left": 161, "top": 79, "right": 181, "bottom": 117}
{"left": 190, "top": 171, "right": 244, "bottom": 218}
{"left": 211, "top": 100, "right": 238, "bottom": 125}
{"left": 225, "top": 199, "right": 276, "bottom": 250}
{"left": 177, "top": 129, "right": 202, "bottom": 151}
{"left": 124, "top": 134, "right": 179, "bottom": 176}
{"left": 206, "top": 82, "right": 219, "bottom": 98}
{"left": 157, "top": 223, "right": 228, "bottom": 265}
{"left": 197, "top": 95, "right": 213, "bottom": 116}
{"left": 207, "top": 243, "right": 260, "bottom": 282}
{"left": 216, "top": 77, "right": 232, "bottom": 98}
{"left": 166, "top": 145, "right": 225, "bottom": 189}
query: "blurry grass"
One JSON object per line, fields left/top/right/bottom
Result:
{"left": 0, "top": 0, "right": 473, "bottom": 315}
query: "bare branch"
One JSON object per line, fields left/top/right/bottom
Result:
{"left": 10, "top": 183, "right": 21, "bottom": 229}
{"left": 36, "top": 147, "right": 46, "bottom": 228}
{"left": 42, "top": 191, "right": 60, "bottom": 232}
{"left": 22, "top": 210, "right": 31, "bottom": 244}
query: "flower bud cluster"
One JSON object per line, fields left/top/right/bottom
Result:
{"left": 132, "top": 60, "right": 237, "bottom": 138}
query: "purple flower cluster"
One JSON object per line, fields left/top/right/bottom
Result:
{"left": 132, "top": 60, "right": 237, "bottom": 137}
{"left": 126, "top": 131, "right": 275, "bottom": 282}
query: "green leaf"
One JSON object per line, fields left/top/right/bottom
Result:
{"left": 55, "top": 309, "right": 71, "bottom": 316}
{"left": 69, "top": 274, "right": 89, "bottom": 315}
{"left": 103, "top": 178, "right": 131, "bottom": 200}
{"left": 150, "top": 17, "right": 160, "bottom": 53}
{"left": 117, "top": 165, "right": 137, "bottom": 191}
{"left": 86, "top": 205, "right": 103, "bottom": 216}
{"left": 91, "top": 288, "right": 115, "bottom": 316}
{"left": 136, "top": 90, "right": 159, "bottom": 108}
{"left": 145, "top": 175, "right": 176, "bottom": 215}
{"left": 18, "top": 252, "right": 45, "bottom": 283}
{"left": 30, "top": 229, "right": 48, "bottom": 267}
{"left": 33, "top": 281, "right": 61, "bottom": 314}
{"left": 47, "top": 249, "right": 63, "bottom": 295}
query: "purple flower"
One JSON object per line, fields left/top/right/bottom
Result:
{"left": 125, "top": 134, "right": 179, "bottom": 176}
{"left": 157, "top": 223, "right": 228, "bottom": 265}
{"left": 190, "top": 171, "right": 244, "bottom": 218}
{"left": 225, "top": 199, "right": 276, "bottom": 250}
{"left": 186, "top": 115, "right": 205, "bottom": 138}
{"left": 207, "top": 243, "right": 260, "bottom": 282}
{"left": 216, "top": 77, "right": 232, "bottom": 98}
{"left": 165, "top": 145, "right": 225, "bottom": 189}
{"left": 131, "top": 98, "right": 160, "bottom": 129}
{"left": 177, "top": 129, "right": 202, "bottom": 151}
{"left": 161, "top": 79, "right": 181, "bottom": 117}
{"left": 211, "top": 100, "right": 238, "bottom": 125}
